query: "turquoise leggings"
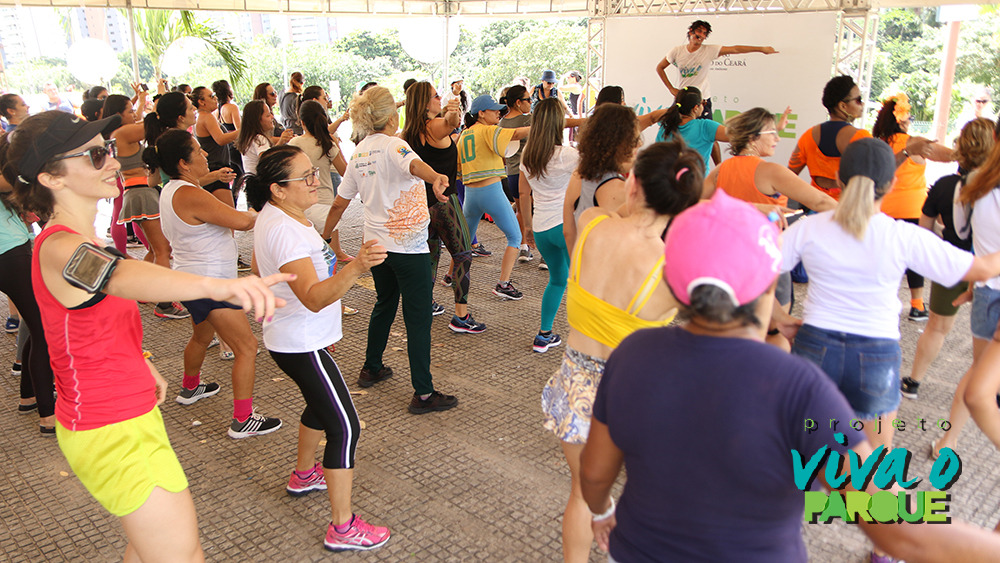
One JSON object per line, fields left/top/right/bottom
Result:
{"left": 462, "top": 180, "right": 521, "bottom": 249}
{"left": 534, "top": 224, "right": 570, "bottom": 332}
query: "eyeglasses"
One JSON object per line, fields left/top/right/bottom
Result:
{"left": 757, "top": 130, "right": 778, "bottom": 136}
{"left": 843, "top": 96, "right": 863, "bottom": 105}
{"left": 51, "top": 139, "right": 117, "bottom": 170}
{"left": 690, "top": 32, "right": 708, "bottom": 40}
{"left": 520, "top": 97, "right": 531, "bottom": 102}
{"left": 281, "top": 167, "right": 320, "bottom": 187}
{"left": 975, "top": 99, "right": 989, "bottom": 104}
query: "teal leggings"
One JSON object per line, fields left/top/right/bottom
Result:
{"left": 533, "top": 224, "right": 570, "bottom": 332}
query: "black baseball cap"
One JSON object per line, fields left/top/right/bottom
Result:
{"left": 839, "top": 137, "right": 896, "bottom": 194}
{"left": 17, "top": 111, "right": 121, "bottom": 184}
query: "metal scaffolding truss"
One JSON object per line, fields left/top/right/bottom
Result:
{"left": 833, "top": 9, "right": 879, "bottom": 99}
{"left": 602, "top": 0, "right": 867, "bottom": 16}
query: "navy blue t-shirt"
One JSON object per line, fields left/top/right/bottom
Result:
{"left": 593, "top": 326, "right": 864, "bottom": 563}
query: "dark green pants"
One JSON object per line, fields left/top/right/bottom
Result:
{"left": 365, "top": 252, "right": 434, "bottom": 395}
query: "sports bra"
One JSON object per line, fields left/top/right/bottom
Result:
{"left": 116, "top": 148, "right": 145, "bottom": 172}
{"left": 566, "top": 215, "right": 675, "bottom": 349}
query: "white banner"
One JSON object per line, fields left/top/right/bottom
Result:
{"left": 605, "top": 12, "right": 839, "bottom": 168}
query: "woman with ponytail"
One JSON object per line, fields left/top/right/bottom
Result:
{"left": 144, "top": 92, "right": 235, "bottom": 190}
{"left": 943, "top": 120, "right": 1000, "bottom": 472}
{"left": 246, "top": 144, "right": 391, "bottom": 552}
{"left": 541, "top": 141, "right": 701, "bottom": 562}
{"left": 780, "top": 140, "right": 1000, "bottom": 556}
{"left": 872, "top": 92, "right": 956, "bottom": 320}
{"left": 655, "top": 86, "right": 729, "bottom": 169}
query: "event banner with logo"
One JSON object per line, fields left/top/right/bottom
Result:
{"left": 605, "top": 12, "right": 839, "bottom": 167}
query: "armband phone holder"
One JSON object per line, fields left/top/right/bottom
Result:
{"left": 62, "top": 242, "right": 124, "bottom": 294}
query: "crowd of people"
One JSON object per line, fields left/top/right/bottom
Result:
{"left": 3, "top": 17, "right": 1000, "bottom": 562}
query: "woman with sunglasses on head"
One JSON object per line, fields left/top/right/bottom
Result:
{"left": 458, "top": 94, "right": 531, "bottom": 299}
{"left": 326, "top": 86, "right": 459, "bottom": 414}
{"left": 252, "top": 83, "right": 295, "bottom": 144}
{"left": 562, "top": 103, "right": 640, "bottom": 253}
{"left": 151, "top": 129, "right": 284, "bottom": 439}
{"left": 655, "top": 86, "right": 730, "bottom": 171}
{"left": 401, "top": 81, "right": 486, "bottom": 333}
{"left": 4, "top": 111, "right": 289, "bottom": 562}
{"left": 193, "top": 86, "right": 239, "bottom": 208}
{"left": 872, "top": 93, "right": 956, "bottom": 321}
{"left": 246, "top": 145, "right": 391, "bottom": 552}
{"left": 543, "top": 141, "right": 701, "bottom": 562}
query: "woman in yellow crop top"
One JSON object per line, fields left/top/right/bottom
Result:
{"left": 541, "top": 142, "right": 702, "bottom": 562}
{"left": 457, "top": 94, "right": 530, "bottom": 299}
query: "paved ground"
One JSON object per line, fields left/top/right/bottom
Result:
{"left": 2, "top": 199, "right": 999, "bottom": 562}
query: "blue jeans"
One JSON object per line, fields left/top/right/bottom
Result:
{"left": 791, "top": 324, "right": 901, "bottom": 419}
{"left": 462, "top": 180, "right": 521, "bottom": 249}
{"left": 971, "top": 285, "right": 1000, "bottom": 341}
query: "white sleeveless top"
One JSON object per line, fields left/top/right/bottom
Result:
{"left": 159, "top": 179, "right": 238, "bottom": 279}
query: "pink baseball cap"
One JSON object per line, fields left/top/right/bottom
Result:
{"left": 664, "top": 189, "right": 782, "bottom": 307}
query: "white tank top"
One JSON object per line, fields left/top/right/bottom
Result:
{"left": 159, "top": 179, "right": 237, "bottom": 279}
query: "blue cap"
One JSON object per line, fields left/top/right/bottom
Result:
{"left": 541, "top": 70, "right": 557, "bottom": 83}
{"left": 469, "top": 94, "right": 505, "bottom": 116}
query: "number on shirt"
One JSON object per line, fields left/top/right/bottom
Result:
{"left": 461, "top": 135, "right": 477, "bottom": 164}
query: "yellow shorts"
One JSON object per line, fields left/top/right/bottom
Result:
{"left": 56, "top": 407, "right": 188, "bottom": 517}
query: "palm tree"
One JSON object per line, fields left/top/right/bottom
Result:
{"left": 125, "top": 9, "right": 248, "bottom": 90}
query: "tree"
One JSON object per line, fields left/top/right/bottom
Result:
{"left": 470, "top": 22, "right": 586, "bottom": 97}
{"left": 125, "top": 9, "right": 248, "bottom": 91}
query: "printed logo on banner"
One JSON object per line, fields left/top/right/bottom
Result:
{"left": 710, "top": 55, "right": 751, "bottom": 71}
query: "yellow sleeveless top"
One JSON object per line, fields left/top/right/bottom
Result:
{"left": 566, "top": 215, "right": 675, "bottom": 348}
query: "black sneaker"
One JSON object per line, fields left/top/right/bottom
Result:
{"left": 176, "top": 382, "right": 221, "bottom": 405}
{"left": 358, "top": 366, "right": 393, "bottom": 388}
{"left": 228, "top": 409, "right": 282, "bottom": 439}
{"left": 493, "top": 282, "right": 523, "bottom": 300}
{"left": 440, "top": 275, "right": 453, "bottom": 287}
{"left": 449, "top": 314, "right": 486, "bottom": 334}
{"left": 908, "top": 306, "right": 929, "bottom": 321}
{"left": 408, "top": 391, "right": 458, "bottom": 414}
{"left": 471, "top": 243, "right": 492, "bottom": 257}
{"left": 431, "top": 302, "right": 446, "bottom": 316}
{"left": 900, "top": 377, "right": 920, "bottom": 400}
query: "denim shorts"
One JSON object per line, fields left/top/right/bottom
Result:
{"left": 791, "top": 324, "right": 901, "bottom": 419}
{"left": 970, "top": 286, "right": 1000, "bottom": 341}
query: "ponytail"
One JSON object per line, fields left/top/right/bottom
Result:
{"left": 463, "top": 111, "right": 478, "bottom": 130}
{"left": 658, "top": 87, "right": 703, "bottom": 139}
{"left": 833, "top": 176, "right": 881, "bottom": 240}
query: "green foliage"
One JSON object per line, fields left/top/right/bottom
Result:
{"left": 5, "top": 57, "right": 83, "bottom": 94}
{"left": 334, "top": 29, "right": 420, "bottom": 71}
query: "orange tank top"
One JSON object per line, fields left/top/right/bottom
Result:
{"left": 879, "top": 134, "right": 927, "bottom": 220}
{"left": 788, "top": 124, "right": 872, "bottom": 200}
{"left": 716, "top": 155, "right": 788, "bottom": 208}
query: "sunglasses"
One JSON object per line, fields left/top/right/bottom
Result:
{"left": 843, "top": 96, "right": 863, "bottom": 105}
{"left": 51, "top": 139, "right": 117, "bottom": 170}
{"left": 520, "top": 97, "right": 531, "bottom": 102}
{"left": 281, "top": 166, "right": 320, "bottom": 187}
{"left": 758, "top": 130, "right": 778, "bottom": 136}
{"left": 975, "top": 99, "right": 989, "bottom": 104}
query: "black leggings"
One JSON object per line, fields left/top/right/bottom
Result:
{"left": 269, "top": 348, "right": 360, "bottom": 469}
{"left": 902, "top": 218, "right": 924, "bottom": 290}
{"left": 428, "top": 194, "right": 472, "bottom": 305}
{"left": 0, "top": 241, "right": 56, "bottom": 417}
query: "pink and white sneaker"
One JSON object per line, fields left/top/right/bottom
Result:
{"left": 324, "top": 514, "right": 391, "bottom": 552}
{"left": 286, "top": 463, "right": 327, "bottom": 497}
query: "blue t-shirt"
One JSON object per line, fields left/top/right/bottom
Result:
{"left": 593, "top": 326, "right": 863, "bottom": 563}
{"left": 0, "top": 204, "right": 30, "bottom": 255}
{"left": 656, "top": 119, "right": 720, "bottom": 170}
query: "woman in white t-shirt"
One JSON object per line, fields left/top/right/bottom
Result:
{"left": 781, "top": 138, "right": 1000, "bottom": 460}
{"left": 152, "top": 129, "right": 282, "bottom": 439}
{"left": 325, "top": 86, "right": 459, "bottom": 415}
{"left": 237, "top": 100, "right": 293, "bottom": 176}
{"left": 519, "top": 98, "right": 579, "bottom": 353}
{"left": 246, "top": 144, "right": 392, "bottom": 552}
{"left": 948, "top": 133, "right": 1000, "bottom": 464}
{"left": 288, "top": 100, "right": 351, "bottom": 262}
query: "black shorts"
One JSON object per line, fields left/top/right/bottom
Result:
{"left": 501, "top": 175, "right": 520, "bottom": 203}
{"left": 181, "top": 298, "right": 242, "bottom": 325}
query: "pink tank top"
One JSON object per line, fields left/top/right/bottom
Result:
{"left": 32, "top": 225, "right": 155, "bottom": 431}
